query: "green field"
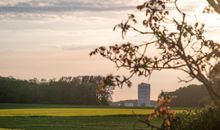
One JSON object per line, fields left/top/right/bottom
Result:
{"left": 0, "top": 104, "right": 185, "bottom": 130}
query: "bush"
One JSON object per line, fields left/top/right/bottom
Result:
{"left": 134, "top": 92, "right": 220, "bottom": 130}
{"left": 172, "top": 105, "right": 220, "bottom": 130}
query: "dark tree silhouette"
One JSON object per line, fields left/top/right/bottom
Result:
{"left": 0, "top": 76, "right": 112, "bottom": 105}
{"left": 91, "top": 0, "right": 220, "bottom": 106}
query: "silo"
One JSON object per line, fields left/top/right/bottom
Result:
{"left": 138, "top": 83, "right": 150, "bottom": 106}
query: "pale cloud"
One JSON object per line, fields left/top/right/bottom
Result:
{"left": 0, "top": 0, "right": 136, "bottom": 21}
{"left": 0, "top": 0, "right": 209, "bottom": 21}
{"left": 0, "top": 0, "right": 134, "bottom": 13}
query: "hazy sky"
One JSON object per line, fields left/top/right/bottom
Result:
{"left": 0, "top": 0, "right": 220, "bottom": 101}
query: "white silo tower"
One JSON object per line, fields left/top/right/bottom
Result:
{"left": 138, "top": 83, "right": 151, "bottom": 107}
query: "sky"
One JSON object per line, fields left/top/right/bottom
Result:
{"left": 0, "top": 0, "right": 220, "bottom": 101}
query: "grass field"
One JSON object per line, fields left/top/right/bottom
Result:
{"left": 0, "top": 104, "right": 185, "bottom": 130}
{"left": 0, "top": 108, "right": 153, "bottom": 117}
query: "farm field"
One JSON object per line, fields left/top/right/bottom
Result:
{"left": 0, "top": 104, "right": 185, "bottom": 130}
{"left": 0, "top": 116, "right": 152, "bottom": 130}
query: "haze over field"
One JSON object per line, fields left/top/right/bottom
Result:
{"left": 0, "top": 0, "right": 220, "bottom": 101}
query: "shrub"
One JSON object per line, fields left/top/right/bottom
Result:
{"left": 172, "top": 105, "right": 220, "bottom": 130}
{"left": 134, "top": 92, "right": 220, "bottom": 130}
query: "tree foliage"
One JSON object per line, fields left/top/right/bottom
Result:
{"left": 133, "top": 92, "right": 176, "bottom": 130}
{"left": 169, "top": 84, "right": 210, "bottom": 107}
{"left": 0, "top": 76, "right": 112, "bottom": 105}
{"left": 90, "top": 0, "right": 220, "bottom": 106}
{"left": 173, "top": 105, "right": 220, "bottom": 130}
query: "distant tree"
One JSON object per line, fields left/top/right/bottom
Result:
{"left": 96, "top": 77, "right": 114, "bottom": 105}
{"left": 210, "top": 63, "right": 220, "bottom": 96}
{"left": 0, "top": 76, "right": 112, "bottom": 105}
{"left": 91, "top": 0, "right": 220, "bottom": 106}
{"left": 169, "top": 84, "right": 210, "bottom": 107}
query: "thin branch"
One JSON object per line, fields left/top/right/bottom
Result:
{"left": 130, "top": 26, "right": 155, "bottom": 35}
{"left": 174, "top": 0, "right": 184, "bottom": 14}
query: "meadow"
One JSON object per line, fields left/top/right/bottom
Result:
{"left": 0, "top": 104, "right": 184, "bottom": 130}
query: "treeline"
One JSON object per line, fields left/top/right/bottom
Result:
{"left": 168, "top": 84, "right": 211, "bottom": 107}
{"left": 0, "top": 76, "right": 112, "bottom": 105}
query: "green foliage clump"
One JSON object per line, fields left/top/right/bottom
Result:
{"left": 172, "top": 105, "right": 220, "bottom": 130}
{"left": 134, "top": 92, "right": 176, "bottom": 130}
{"left": 134, "top": 92, "right": 220, "bottom": 130}
{"left": 168, "top": 84, "right": 210, "bottom": 107}
{"left": 0, "top": 76, "right": 112, "bottom": 105}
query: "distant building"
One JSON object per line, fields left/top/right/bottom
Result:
{"left": 138, "top": 83, "right": 151, "bottom": 107}
{"left": 119, "top": 100, "right": 138, "bottom": 107}
{"left": 109, "top": 100, "right": 138, "bottom": 107}
{"left": 110, "top": 82, "right": 154, "bottom": 107}
{"left": 123, "top": 102, "right": 134, "bottom": 107}
{"left": 110, "top": 99, "right": 156, "bottom": 107}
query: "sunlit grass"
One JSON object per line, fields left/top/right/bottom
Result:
{"left": 0, "top": 104, "right": 185, "bottom": 117}
{"left": 0, "top": 108, "right": 153, "bottom": 116}
{"left": 0, "top": 104, "right": 186, "bottom": 130}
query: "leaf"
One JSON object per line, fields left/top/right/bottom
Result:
{"left": 99, "top": 46, "right": 106, "bottom": 51}
{"left": 162, "top": 4, "right": 165, "bottom": 9}
{"left": 136, "top": 4, "right": 145, "bottom": 10}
